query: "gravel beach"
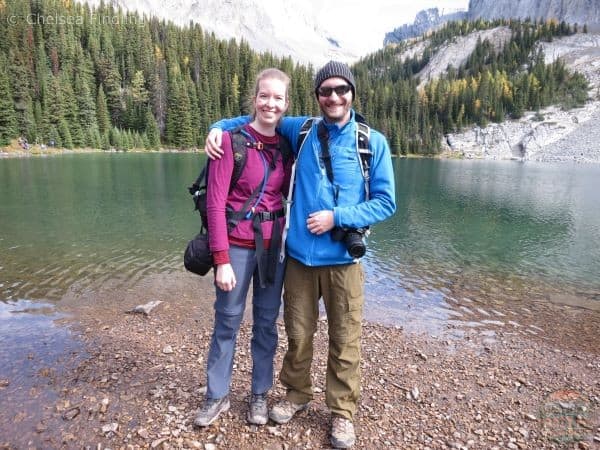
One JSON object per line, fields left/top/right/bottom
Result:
{"left": 1, "top": 271, "right": 599, "bottom": 450}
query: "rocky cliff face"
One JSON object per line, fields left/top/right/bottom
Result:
{"left": 83, "top": 0, "right": 359, "bottom": 66}
{"left": 437, "top": 31, "right": 600, "bottom": 163}
{"left": 468, "top": 0, "right": 600, "bottom": 30}
{"left": 385, "top": 0, "right": 600, "bottom": 46}
{"left": 384, "top": 8, "right": 467, "bottom": 45}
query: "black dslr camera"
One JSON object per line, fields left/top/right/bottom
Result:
{"left": 331, "top": 227, "right": 368, "bottom": 258}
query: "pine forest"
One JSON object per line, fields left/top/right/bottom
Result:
{"left": 0, "top": 0, "right": 590, "bottom": 155}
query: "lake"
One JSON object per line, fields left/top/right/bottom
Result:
{"left": 1, "top": 153, "right": 599, "bottom": 336}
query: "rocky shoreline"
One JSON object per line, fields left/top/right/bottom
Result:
{"left": 1, "top": 272, "right": 599, "bottom": 449}
{"left": 444, "top": 100, "right": 600, "bottom": 163}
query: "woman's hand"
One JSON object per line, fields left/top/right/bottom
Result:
{"left": 215, "top": 263, "right": 236, "bottom": 291}
{"left": 205, "top": 128, "right": 224, "bottom": 160}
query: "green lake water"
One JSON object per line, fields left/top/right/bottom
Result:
{"left": 1, "top": 153, "right": 599, "bottom": 333}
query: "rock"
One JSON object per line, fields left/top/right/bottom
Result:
{"left": 61, "top": 406, "right": 81, "bottom": 421}
{"left": 101, "top": 423, "right": 118, "bottom": 435}
{"left": 128, "top": 300, "right": 163, "bottom": 316}
{"left": 411, "top": 386, "right": 420, "bottom": 400}
{"left": 100, "top": 397, "right": 110, "bottom": 413}
{"left": 151, "top": 437, "right": 169, "bottom": 448}
{"left": 267, "top": 426, "right": 283, "bottom": 437}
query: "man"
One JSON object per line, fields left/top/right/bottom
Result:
{"left": 205, "top": 61, "right": 396, "bottom": 448}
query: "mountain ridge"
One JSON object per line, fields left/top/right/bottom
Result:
{"left": 384, "top": 8, "right": 468, "bottom": 45}
{"left": 469, "top": 0, "right": 600, "bottom": 31}
{"left": 385, "top": 0, "right": 600, "bottom": 46}
{"left": 82, "top": 0, "right": 359, "bottom": 66}
{"left": 82, "top": 0, "right": 600, "bottom": 65}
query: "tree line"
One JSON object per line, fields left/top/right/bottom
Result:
{"left": 0, "top": 0, "right": 590, "bottom": 154}
{"left": 353, "top": 18, "right": 589, "bottom": 153}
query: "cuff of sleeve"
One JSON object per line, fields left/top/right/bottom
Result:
{"left": 213, "top": 250, "right": 230, "bottom": 265}
{"left": 333, "top": 207, "right": 341, "bottom": 227}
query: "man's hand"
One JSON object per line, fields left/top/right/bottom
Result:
{"left": 307, "top": 210, "right": 334, "bottom": 235}
{"left": 205, "top": 128, "right": 224, "bottom": 160}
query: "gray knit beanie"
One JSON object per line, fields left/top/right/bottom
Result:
{"left": 314, "top": 60, "right": 356, "bottom": 99}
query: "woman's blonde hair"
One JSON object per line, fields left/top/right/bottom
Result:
{"left": 247, "top": 68, "right": 291, "bottom": 119}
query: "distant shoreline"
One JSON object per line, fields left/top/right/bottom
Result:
{"left": 0, "top": 146, "right": 204, "bottom": 159}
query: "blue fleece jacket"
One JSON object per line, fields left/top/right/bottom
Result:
{"left": 211, "top": 110, "right": 396, "bottom": 266}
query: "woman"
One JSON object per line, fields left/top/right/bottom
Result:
{"left": 194, "top": 68, "right": 292, "bottom": 427}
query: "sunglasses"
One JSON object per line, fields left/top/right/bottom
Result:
{"left": 317, "top": 84, "right": 352, "bottom": 97}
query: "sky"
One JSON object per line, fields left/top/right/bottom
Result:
{"left": 310, "top": 0, "right": 470, "bottom": 54}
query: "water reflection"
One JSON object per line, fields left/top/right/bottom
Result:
{"left": 0, "top": 300, "right": 85, "bottom": 441}
{"left": 1, "top": 155, "right": 599, "bottom": 337}
{"left": 361, "top": 158, "right": 600, "bottom": 336}
{"left": 0, "top": 154, "right": 198, "bottom": 302}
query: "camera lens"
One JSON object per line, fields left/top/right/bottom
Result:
{"left": 344, "top": 232, "right": 366, "bottom": 258}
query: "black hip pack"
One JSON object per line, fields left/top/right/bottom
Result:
{"left": 184, "top": 232, "right": 213, "bottom": 276}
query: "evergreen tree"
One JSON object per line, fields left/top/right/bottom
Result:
{"left": 74, "top": 74, "right": 97, "bottom": 145}
{"left": 60, "top": 74, "right": 84, "bottom": 147}
{"left": 96, "top": 84, "right": 110, "bottom": 134}
{"left": 129, "top": 70, "right": 149, "bottom": 131}
{"left": 173, "top": 79, "right": 194, "bottom": 148}
{"left": 8, "top": 50, "right": 36, "bottom": 142}
{"left": 104, "top": 67, "right": 123, "bottom": 126}
{"left": 100, "top": 130, "right": 110, "bottom": 151}
{"left": 165, "top": 76, "right": 180, "bottom": 146}
{"left": 145, "top": 107, "right": 161, "bottom": 149}
{"left": 109, "top": 127, "right": 122, "bottom": 150}
{"left": 0, "top": 57, "right": 18, "bottom": 146}
{"left": 150, "top": 57, "right": 168, "bottom": 137}
{"left": 58, "top": 119, "right": 73, "bottom": 149}
{"left": 86, "top": 125, "right": 101, "bottom": 149}
{"left": 41, "top": 74, "right": 65, "bottom": 144}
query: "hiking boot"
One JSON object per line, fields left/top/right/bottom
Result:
{"left": 268, "top": 399, "right": 309, "bottom": 424}
{"left": 247, "top": 393, "right": 268, "bottom": 425}
{"left": 330, "top": 415, "right": 355, "bottom": 448}
{"left": 193, "top": 396, "right": 230, "bottom": 427}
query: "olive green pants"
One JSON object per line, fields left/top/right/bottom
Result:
{"left": 280, "top": 257, "right": 364, "bottom": 420}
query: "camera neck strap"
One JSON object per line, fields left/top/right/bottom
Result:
{"left": 316, "top": 122, "right": 335, "bottom": 186}
{"left": 317, "top": 121, "right": 344, "bottom": 205}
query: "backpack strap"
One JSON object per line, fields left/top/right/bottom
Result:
{"left": 228, "top": 149, "right": 276, "bottom": 218}
{"left": 229, "top": 127, "right": 250, "bottom": 191}
{"left": 356, "top": 121, "right": 372, "bottom": 200}
{"left": 297, "top": 117, "right": 317, "bottom": 151}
